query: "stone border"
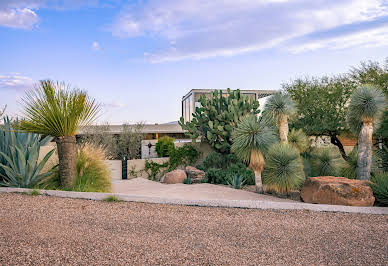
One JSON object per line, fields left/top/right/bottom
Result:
{"left": 1, "top": 187, "right": 387, "bottom": 215}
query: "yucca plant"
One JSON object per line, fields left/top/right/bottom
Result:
{"left": 347, "top": 85, "right": 386, "bottom": 180}
{"left": 288, "top": 128, "right": 309, "bottom": 153}
{"left": 263, "top": 92, "right": 296, "bottom": 143}
{"left": 370, "top": 172, "right": 388, "bottom": 206}
{"left": 309, "top": 146, "right": 344, "bottom": 177}
{"left": 231, "top": 115, "right": 277, "bottom": 192}
{"left": 19, "top": 80, "right": 100, "bottom": 187}
{"left": 0, "top": 116, "right": 55, "bottom": 188}
{"left": 262, "top": 143, "right": 305, "bottom": 193}
{"left": 227, "top": 175, "right": 246, "bottom": 189}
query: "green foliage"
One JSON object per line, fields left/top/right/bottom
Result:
{"left": 179, "top": 89, "right": 260, "bottom": 153}
{"left": 370, "top": 172, "right": 388, "bottom": 206}
{"left": 231, "top": 115, "right": 277, "bottom": 163}
{"left": 30, "top": 189, "right": 39, "bottom": 196}
{"left": 199, "top": 152, "right": 255, "bottom": 185}
{"left": 262, "top": 91, "right": 296, "bottom": 120}
{"left": 183, "top": 176, "right": 192, "bottom": 184}
{"left": 168, "top": 144, "right": 200, "bottom": 171}
{"left": 340, "top": 147, "right": 358, "bottom": 179}
{"left": 144, "top": 160, "right": 168, "bottom": 181}
{"left": 309, "top": 146, "right": 344, "bottom": 177}
{"left": 20, "top": 80, "right": 100, "bottom": 137}
{"left": 288, "top": 128, "right": 309, "bottom": 153}
{"left": 155, "top": 136, "right": 175, "bottom": 157}
{"left": 0, "top": 117, "right": 56, "bottom": 188}
{"left": 262, "top": 143, "right": 305, "bottom": 193}
{"left": 103, "top": 195, "right": 121, "bottom": 202}
{"left": 347, "top": 85, "right": 386, "bottom": 134}
{"left": 227, "top": 175, "right": 246, "bottom": 189}
{"left": 40, "top": 144, "right": 111, "bottom": 192}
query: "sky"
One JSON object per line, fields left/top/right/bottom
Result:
{"left": 1, "top": 0, "right": 388, "bottom": 124}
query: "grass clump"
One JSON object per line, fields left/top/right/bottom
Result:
{"left": 103, "top": 195, "right": 121, "bottom": 202}
{"left": 30, "top": 189, "right": 39, "bottom": 196}
{"left": 309, "top": 146, "right": 343, "bottom": 177}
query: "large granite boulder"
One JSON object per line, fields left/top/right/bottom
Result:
{"left": 185, "top": 166, "right": 205, "bottom": 183}
{"left": 301, "top": 176, "right": 375, "bottom": 206}
{"left": 161, "top": 170, "right": 187, "bottom": 184}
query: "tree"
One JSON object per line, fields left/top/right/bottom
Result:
{"left": 262, "top": 91, "right": 296, "bottom": 143}
{"left": 231, "top": 115, "right": 277, "bottom": 192}
{"left": 347, "top": 85, "right": 386, "bottom": 180}
{"left": 179, "top": 89, "right": 260, "bottom": 153}
{"left": 19, "top": 80, "right": 100, "bottom": 187}
{"left": 283, "top": 76, "right": 356, "bottom": 159}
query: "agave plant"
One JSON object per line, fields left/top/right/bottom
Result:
{"left": 309, "top": 146, "right": 344, "bottom": 177}
{"left": 288, "top": 128, "right": 309, "bottom": 153}
{"left": 347, "top": 85, "right": 386, "bottom": 180}
{"left": 0, "top": 116, "right": 55, "bottom": 188}
{"left": 231, "top": 115, "right": 277, "bottom": 192}
{"left": 227, "top": 175, "right": 246, "bottom": 189}
{"left": 262, "top": 143, "right": 305, "bottom": 193}
{"left": 263, "top": 92, "right": 296, "bottom": 143}
{"left": 19, "top": 80, "right": 100, "bottom": 187}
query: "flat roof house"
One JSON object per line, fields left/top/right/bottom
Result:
{"left": 181, "top": 89, "right": 276, "bottom": 122}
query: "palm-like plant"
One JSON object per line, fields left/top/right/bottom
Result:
{"left": 19, "top": 80, "right": 100, "bottom": 187}
{"left": 288, "top": 128, "right": 310, "bottom": 153}
{"left": 347, "top": 85, "right": 386, "bottom": 180}
{"left": 309, "top": 146, "right": 344, "bottom": 177}
{"left": 231, "top": 115, "right": 277, "bottom": 192}
{"left": 263, "top": 92, "right": 296, "bottom": 143}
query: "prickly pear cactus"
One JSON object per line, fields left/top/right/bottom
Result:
{"left": 179, "top": 89, "right": 260, "bottom": 153}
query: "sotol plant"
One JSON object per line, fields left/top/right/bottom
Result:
{"left": 288, "top": 128, "right": 309, "bottom": 153}
{"left": 309, "top": 146, "right": 344, "bottom": 177}
{"left": 0, "top": 116, "right": 55, "bottom": 188}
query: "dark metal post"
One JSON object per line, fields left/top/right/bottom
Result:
{"left": 122, "top": 155, "right": 128, "bottom": 180}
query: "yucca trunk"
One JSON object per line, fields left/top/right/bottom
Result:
{"left": 357, "top": 120, "right": 373, "bottom": 180}
{"left": 249, "top": 151, "right": 265, "bottom": 193}
{"left": 56, "top": 136, "right": 77, "bottom": 187}
{"left": 278, "top": 114, "right": 289, "bottom": 143}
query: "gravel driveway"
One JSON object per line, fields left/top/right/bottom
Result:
{"left": 0, "top": 193, "right": 387, "bottom": 265}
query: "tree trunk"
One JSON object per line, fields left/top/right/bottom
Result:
{"left": 357, "top": 121, "right": 373, "bottom": 180}
{"left": 249, "top": 151, "right": 265, "bottom": 193}
{"left": 278, "top": 114, "right": 289, "bottom": 143}
{"left": 56, "top": 136, "right": 77, "bottom": 187}
{"left": 330, "top": 135, "right": 348, "bottom": 160}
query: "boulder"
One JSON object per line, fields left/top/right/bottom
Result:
{"left": 185, "top": 166, "right": 205, "bottom": 183}
{"left": 301, "top": 176, "right": 375, "bottom": 206}
{"left": 161, "top": 170, "right": 187, "bottom": 184}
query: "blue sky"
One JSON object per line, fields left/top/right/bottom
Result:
{"left": 1, "top": 0, "right": 388, "bottom": 124}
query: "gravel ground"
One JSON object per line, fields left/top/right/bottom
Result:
{"left": 0, "top": 193, "right": 387, "bottom": 265}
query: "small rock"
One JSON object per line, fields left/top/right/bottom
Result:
{"left": 162, "top": 170, "right": 187, "bottom": 184}
{"left": 185, "top": 166, "right": 205, "bottom": 183}
{"left": 301, "top": 176, "right": 375, "bottom": 206}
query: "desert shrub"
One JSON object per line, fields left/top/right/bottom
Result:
{"left": 340, "top": 147, "right": 358, "bottom": 179}
{"left": 155, "top": 136, "right": 175, "bottom": 157}
{"left": 168, "top": 144, "right": 200, "bottom": 171}
{"left": 288, "top": 128, "right": 309, "bottom": 153}
{"left": 200, "top": 152, "right": 239, "bottom": 170}
{"left": 227, "top": 175, "right": 247, "bottom": 189}
{"left": 144, "top": 160, "right": 168, "bottom": 181}
{"left": 103, "top": 195, "right": 121, "bottom": 202}
{"left": 262, "top": 143, "right": 305, "bottom": 193}
{"left": 370, "top": 172, "right": 388, "bottom": 206}
{"left": 40, "top": 144, "right": 111, "bottom": 192}
{"left": 309, "top": 146, "right": 344, "bottom": 177}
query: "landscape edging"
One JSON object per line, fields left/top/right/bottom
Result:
{"left": 0, "top": 187, "right": 387, "bottom": 215}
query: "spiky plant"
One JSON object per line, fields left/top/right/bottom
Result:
{"left": 227, "top": 175, "right": 246, "bottom": 189}
{"left": 19, "top": 80, "right": 100, "bottom": 187}
{"left": 231, "top": 115, "right": 277, "bottom": 192}
{"left": 263, "top": 92, "right": 296, "bottom": 143}
{"left": 370, "top": 172, "right": 388, "bottom": 206}
{"left": 347, "top": 85, "right": 386, "bottom": 180}
{"left": 309, "top": 146, "right": 344, "bottom": 177}
{"left": 288, "top": 128, "right": 309, "bottom": 153}
{"left": 262, "top": 143, "right": 305, "bottom": 194}
{"left": 340, "top": 147, "right": 358, "bottom": 179}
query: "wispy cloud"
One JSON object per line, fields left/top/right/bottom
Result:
{"left": 91, "top": 41, "right": 101, "bottom": 51}
{"left": 0, "top": 7, "right": 39, "bottom": 29}
{"left": 102, "top": 101, "right": 125, "bottom": 108}
{"left": 110, "top": 0, "right": 388, "bottom": 62}
{"left": 0, "top": 74, "right": 34, "bottom": 91}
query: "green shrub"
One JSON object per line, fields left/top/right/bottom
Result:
{"left": 30, "top": 189, "right": 39, "bottom": 196}
{"left": 262, "top": 143, "right": 305, "bottom": 193}
{"left": 103, "top": 195, "right": 121, "bottom": 202}
{"left": 155, "top": 136, "right": 175, "bottom": 157}
{"left": 340, "top": 147, "right": 358, "bottom": 179}
{"left": 309, "top": 146, "right": 344, "bottom": 177}
{"left": 200, "top": 152, "right": 239, "bottom": 170}
{"left": 40, "top": 144, "right": 111, "bottom": 192}
{"left": 227, "top": 175, "right": 246, "bottom": 189}
{"left": 288, "top": 128, "right": 309, "bottom": 153}
{"left": 370, "top": 172, "right": 388, "bottom": 206}
{"left": 168, "top": 144, "right": 200, "bottom": 171}
{"left": 144, "top": 160, "right": 168, "bottom": 181}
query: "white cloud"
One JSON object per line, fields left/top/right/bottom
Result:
{"left": 0, "top": 8, "right": 39, "bottom": 29}
{"left": 0, "top": 74, "right": 34, "bottom": 91}
{"left": 289, "top": 24, "right": 388, "bottom": 53}
{"left": 92, "top": 41, "right": 101, "bottom": 51}
{"left": 110, "top": 0, "right": 388, "bottom": 62}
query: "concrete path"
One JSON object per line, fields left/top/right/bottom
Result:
{"left": 112, "top": 178, "right": 293, "bottom": 202}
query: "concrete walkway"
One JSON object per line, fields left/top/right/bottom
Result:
{"left": 112, "top": 178, "right": 293, "bottom": 202}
